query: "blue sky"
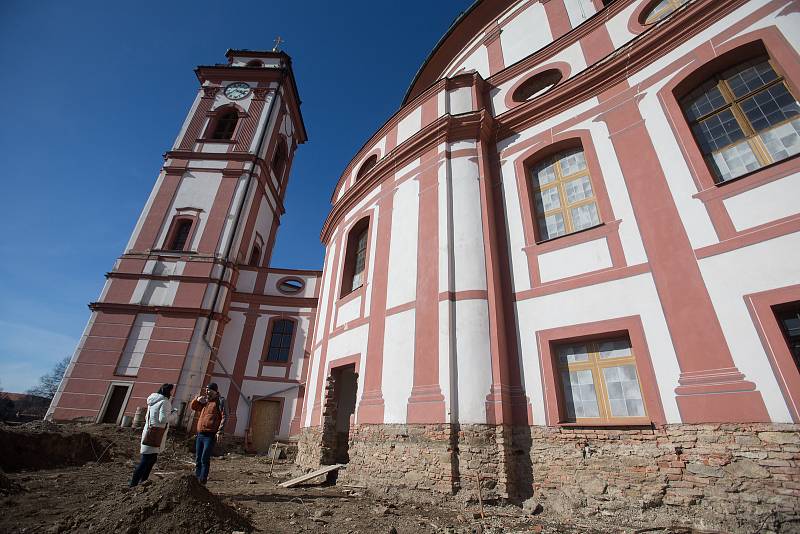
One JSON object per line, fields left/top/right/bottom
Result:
{"left": 0, "top": 0, "right": 472, "bottom": 393}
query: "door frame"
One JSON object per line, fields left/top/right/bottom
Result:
{"left": 96, "top": 381, "right": 134, "bottom": 425}
{"left": 248, "top": 395, "right": 285, "bottom": 450}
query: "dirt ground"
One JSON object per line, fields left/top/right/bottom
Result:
{"left": 0, "top": 422, "right": 738, "bottom": 534}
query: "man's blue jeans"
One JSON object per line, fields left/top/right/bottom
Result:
{"left": 195, "top": 432, "right": 216, "bottom": 482}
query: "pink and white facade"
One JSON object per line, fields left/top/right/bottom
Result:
{"left": 48, "top": 50, "right": 319, "bottom": 447}
{"left": 295, "top": 0, "right": 800, "bottom": 516}
{"left": 49, "top": 1, "right": 800, "bottom": 523}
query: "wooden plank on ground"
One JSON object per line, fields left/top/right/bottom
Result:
{"left": 278, "top": 464, "right": 345, "bottom": 488}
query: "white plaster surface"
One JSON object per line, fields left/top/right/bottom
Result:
{"left": 724, "top": 173, "right": 800, "bottom": 231}
{"left": 397, "top": 107, "right": 422, "bottom": 146}
{"left": 516, "top": 273, "right": 682, "bottom": 424}
{"left": 336, "top": 295, "right": 361, "bottom": 327}
{"left": 564, "top": 0, "right": 596, "bottom": 28}
{"left": 538, "top": 237, "right": 613, "bottom": 283}
{"left": 454, "top": 299, "right": 493, "bottom": 424}
{"left": 450, "top": 156, "right": 488, "bottom": 291}
{"left": 448, "top": 87, "right": 473, "bottom": 115}
{"left": 498, "top": 155, "right": 532, "bottom": 293}
{"left": 606, "top": 1, "right": 639, "bottom": 49}
{"left": 699, "top": 232, "right": 800, "bottom": 422}
{"left": 382, "top": 309, "right": 416, "bottom": 423}
{"left": 216, "top": 311, "right": 244, "bottom": 373}
{"left": 500, "top": 2, "right": 553, "bottom": 67}
{"left": 386, "top": 177, "right": 420, "bottom": 308}
{"left": 459, "top": 45, "right": 491, "bottom": 80}
{"left": 116, "top": 314, "right": 157, "bottom": 376}
{"left": 237, "top": 270, "right": 257, "bottom": 293}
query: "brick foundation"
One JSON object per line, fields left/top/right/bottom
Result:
{"left": 296, "top": 423, "right": 800, "bottom": 530}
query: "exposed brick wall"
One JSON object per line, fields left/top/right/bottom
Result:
{"left": 521, "top": 423, "right": 800, "bottom": 530}
{"left": 296, "top": 423, "right": 799, "bottom": 531}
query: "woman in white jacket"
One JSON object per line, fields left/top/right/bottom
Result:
{"left": 129, "top": 383, "right": 177, "bottom": 487}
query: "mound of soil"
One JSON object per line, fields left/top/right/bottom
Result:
{"left": 0, "top": 426, "right": 112, "bottom": 472}
{"left": 66, "top": 474, "right": 252, "bottom": 534}
{"left": 0, "top": 468, "right": 23, "bottom": 495}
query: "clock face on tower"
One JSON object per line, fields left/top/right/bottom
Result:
{"left": 224, "top": 82, "right": 251, "bottom": 100}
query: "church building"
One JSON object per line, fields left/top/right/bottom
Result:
{"left": 50, "top": 0, "right": 800, "bottom": 527}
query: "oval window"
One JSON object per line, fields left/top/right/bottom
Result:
{"left": 642, "top": 0, "right": 689, "bottom": 25}
{"left": 512, "top": 69, "right": 563, "bottom": 103}
{"left": 356, "top": 154, "right": 378, "bottom": 181}
{"left": 277, "top": 278, "right": 304, "bottom": 294}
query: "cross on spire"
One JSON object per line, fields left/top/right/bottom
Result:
{"left": 272, "top": 36, "right": 284, "bottom": 52}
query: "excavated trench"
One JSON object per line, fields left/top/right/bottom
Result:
{"left": 0, "top": 424, "right": 112, "bottom": 472}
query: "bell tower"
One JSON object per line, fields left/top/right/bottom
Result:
{"left": 47, "top": 50, "right": 307, "bottom": 425}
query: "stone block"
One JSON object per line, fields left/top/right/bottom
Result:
{"left": 686, "top": 463, "right": 724, "bottom": 478}
{"left": 759, "top": 432, "right": 800, "bottom": 445}
{"left": 724, "top": 459, "right": 770, "bottom": 479}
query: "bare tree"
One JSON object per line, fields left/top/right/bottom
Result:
{"left": 28, "top": 357, "right": 70, "bottom": 400}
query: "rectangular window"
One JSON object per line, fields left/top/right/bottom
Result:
{"left": 681, "top": 57, "right": 800, "bottom": 183}
{"left": 776, "top": 303, "right": 800, "bottom": 371}
{"left": 556, "top": 336, "right": 647, "bottom": 422}
{"left": 531, "top": 148, "right": 601, "bottom": 241}
{"left": 351, "top": 230, "right": 368, "bottom": 290}
{"left": 265, "top": 319, "right": 294, "bottom": 363}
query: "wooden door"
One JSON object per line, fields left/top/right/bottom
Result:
{"left": 251, "top": 400, "right": 281, "bottom": 453}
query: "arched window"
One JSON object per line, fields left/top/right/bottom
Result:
{"left": 681, "top": 57, "right": 800, "bottom": 183}
{"left": 341, "top": 218, "right": 369, "bottom": 296}
{"left": 264, "top": 319, "right": 294, "bottom": 363}
{"left": 643, "top": 0, "right": 689, "bottom": 25}
{"left": 248, "top": 243, "right": 261, "bottom": 267}
{"left": 210, "top": 109, "right": 238, "bottom": 140}
{"left": 355, "top": 155, "right": 378, "bottom": 181}
{"left": 530, "top": 147, "right": 600, "bottom": 241}
{"left": 512, "top": 69, "right": 562, "bottom": 102}
{"left": 272, "top": 139, "right": 288, "bottom": 180}
{"left": 165, "top": 218, "right": 193, "bottom": 251}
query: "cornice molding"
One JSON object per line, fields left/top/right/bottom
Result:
{"left": 495, "top": 0, "right": 748, "bottom": 139}
{"left": 88, "top": 301, "right": 226, "bottom": 322}
{"left": 321, "top": 0, "right": 750, "bottom": 246}
{"left": 321, "top": 109, "right": 494, "bottom": 243}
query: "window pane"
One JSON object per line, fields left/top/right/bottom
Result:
{"left": 557, "top": 343, "right": 590, "bottom": 364}
{"left": 534, "top": 187, "right": 561, "bottom": 212}
{"left": 532, "top": 161, "right": 557, "bottom": 186}
{"left": 603, "top": 365, "right": 644, "bottom": 417}
{"left": 598, "top": 338, "right": 632, "bottom": 359}
{"left": 564, "top": 175, "right": 594, "bottom": 204}
{"left": 724, "top": 60, "right": 779, "bottom": 99}
{"left": 557, "top": 149, "right": 587, "bottom": 177}
{"left": 709, "top": 139, "right": 761, "bottom": 182}
{"left": 691, "top": 109, "right": 746, "bottom": 153}
{"left": 759, "top": 118, "right": 800, "bottom": 162}
{"left": 538, "top": 213, "right": 566, "bottom": 240}
{"left": 684, "top": 82, "right": 728, "bottom": 121}
{"left": 570, "top": 202, "right": 600, "bottom": 231}
{"left": 561, "top": 369, "right": 599, "bottom": 419}
{"left": 740, "top": 84, "right": 800, "bottom": 132}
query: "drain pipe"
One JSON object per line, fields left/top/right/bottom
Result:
{"left": 198, "top": 71, "right": 284, "bottom": 409}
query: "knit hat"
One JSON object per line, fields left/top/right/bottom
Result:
{"left": 206, "top": 382, "right": 219, "bottom": 392}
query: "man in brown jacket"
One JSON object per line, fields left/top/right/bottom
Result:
{"left": 190, "top": 382, "right": 227, "bottom": 484}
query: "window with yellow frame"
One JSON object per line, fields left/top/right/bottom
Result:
{"left": 555, "top": 337, "right": 647, "bottom": 423}
{"left": 530, "top": 148, "right": 601, "bottom": 241}
{"left": 681, "top": 57, "right": 800, "bottom": 183}
{"left": 643, "top": 0, "right": 689, "bottom": 25}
